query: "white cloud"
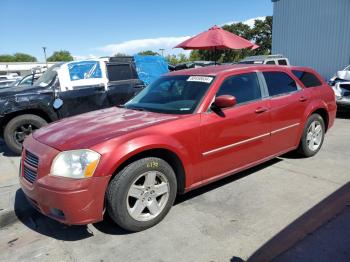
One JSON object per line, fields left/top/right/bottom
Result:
{"left": 222, "top": 16, "right": 266, "bottom": 28}
{"left": 72, "top": 54, "right": 98, "bottom": 60}
{"left": 84, "top": 17, "right": 265, "bottom": 59}
{"left": 98, "top": 36, "right": 191, "bottom": 56}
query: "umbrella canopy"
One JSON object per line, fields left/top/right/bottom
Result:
{"left": 175, "top": 25, "right": 257, "bottom": 50}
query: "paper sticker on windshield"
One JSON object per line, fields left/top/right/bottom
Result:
{"left": 187, "top": 76, "right": 213, "bottom": 83}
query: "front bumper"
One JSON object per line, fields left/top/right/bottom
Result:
{"left": 19, "top": 135, "right": 110, "bottom": 225}
{"left": 336, "top": 97, "right": 350, "bottom": 108}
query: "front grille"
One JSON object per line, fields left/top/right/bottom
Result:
{"left": 23, "top": 150, "right": 39, "bottom": 183}
{"left": 24, "top": 150, "right": 39, "bottom": 168}
{"left": 23, "top": 165, "right": 37, "bottom": 183}
{"left": 340, "top": 84, "right": 350, "bottom": 91}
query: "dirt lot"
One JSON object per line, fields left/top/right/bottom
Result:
{"left": 0, "top": 114, "right": 350, "bottom": 262}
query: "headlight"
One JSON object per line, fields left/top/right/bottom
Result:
{"left": 332, "top": 85, "right": 342, "bottom": 98}
{"left": 50, "top": 150, "right": 100, "bottom": 179}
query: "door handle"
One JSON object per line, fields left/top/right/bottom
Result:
{"left": 299, "top": 96, "right": 308, "bottom": 102}
{"left": 134, "top": 84, "right": 145, "bottom": 89}
{"left": 255, "top": 107, "right": 268, "bottom": 114}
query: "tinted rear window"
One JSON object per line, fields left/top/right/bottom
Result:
{"left": 263, "top": 72, "right": 298, "bottom": 96}
{"left": 278, "top": 59, "right": 288, "bottom": 65}
{"left": 292, "top": 70, "right": 322, "bottom": 88}
{"left": 107, "top": 64, "right": 133, "bottom": 81}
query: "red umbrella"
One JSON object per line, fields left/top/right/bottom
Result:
{"left": 175, "top": 25, "right": 257, "bottom": 50}
{"left": 175, "top": 25, "right": 258, "bottom": 63}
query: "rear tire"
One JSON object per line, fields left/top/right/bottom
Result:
{"left": 4, "top": 114, "right": 47, "bottom": 155}
{"left": 107, "top": 157, "right": 177, "bottom": 232}
{"left": 297, "top": 113, "right": 325, "bottom": 157}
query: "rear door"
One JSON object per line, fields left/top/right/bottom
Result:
{"left": 200, "top": 72, "right": 271, "bottom": 182}
{"left": 106, "top": 63, "right": 145, "bottom": 106}
{"left": 262, "top": 70, "right": 308, "bottom": 154}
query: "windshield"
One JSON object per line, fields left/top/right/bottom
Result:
{"left": 125, "top": 75, "right": 214, "bottom": 114}
{"left": 34, "top": 63, "right": 62, "bottom": 87}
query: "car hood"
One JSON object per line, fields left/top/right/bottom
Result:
{"left": 0, "top": 85, "right": 46, "bottom": 97}
{"left": 33, "top": 107, "right": 181, "bottom": 151}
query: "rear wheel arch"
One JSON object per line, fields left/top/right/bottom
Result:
{"left": 310, "top": 108, "right": 329, "bottom": 132}
{"left": 109, "top": 148, "right": 186, "bottom": 194}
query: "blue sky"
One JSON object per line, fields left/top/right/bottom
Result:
{"left": 1, "top": 0, "right": 272, "bottom": 61}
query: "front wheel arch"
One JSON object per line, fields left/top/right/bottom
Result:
{"left": 109, "top": 148, "right": 186, "bottom": 194}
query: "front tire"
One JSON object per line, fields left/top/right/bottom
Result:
{"left": 4, "top": 114, "right": 47, "bottom": 155}
{"left": 297, "top": 113, "right": 325, "bottom": 157}
{"left": 106, "top": 157, "right": 177, "bottom": 232}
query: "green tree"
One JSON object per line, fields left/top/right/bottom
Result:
{"left": 13, "top": 53, "right": 37, "bottom": 62}
{"left": 47, "top": 50, "right": 73, "bottom": 62}
{"left": 165, "top": 53, "right": 190, "bottom": 65}
{"left": 137, "top": 50, "right": 159, "bottom": 56}
{"left": 250, "top": 16, "right": 273, "bottom": 55}
{"left": 114, "top": 53, "right": 129, "bottom": 57}
{"left": 0, "top": 53, "right": 37, "bottom": 62}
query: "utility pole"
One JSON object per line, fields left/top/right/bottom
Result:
{"left": 159, "top": 48, "right": 165, "bottom": 56}
{"left": 42, "top": 47, "right": 48, "bottom": 68}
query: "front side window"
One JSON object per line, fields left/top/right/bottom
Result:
{"left": 19, "top": 75, "right": 32, "bottom": 86}
{"left": 263, "top": 71, "right": 298, "bottom": 96}
{"left": 266, "top": 60, "right": 276, "bottom": 65}
{"left": 216, "top": 73, "right": 262, "bottom": 104}
{"left": 125, "top": 75, "right": 213, "bottom": 114}
{"left": 35, "top": 63, "right": 62, "bottom": 87}
{"left": 68, "top": 61, "right": 102, "bottom": 81}
{"left": 292, "top": 70, "right": 322, "bottom": 88}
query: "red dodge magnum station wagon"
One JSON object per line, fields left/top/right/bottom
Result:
{"left": 20, "top": 65, "right": 336, "bottom": 231}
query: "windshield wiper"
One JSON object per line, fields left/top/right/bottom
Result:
{"left": 126, "top": 106, "right": 145, "bottom": 111}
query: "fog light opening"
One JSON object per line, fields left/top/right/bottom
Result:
{"left": 50, "top": 208, "right": 65, "bottom": 219}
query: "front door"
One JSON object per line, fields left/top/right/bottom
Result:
{"left": 56, "top": 60, "right": 109, "bottom": 117}
{"left": 57, "top": 85, "right": 108, "bottom": 118}
{"left": 200, "top": 72, "right": 271, "bottom": 182}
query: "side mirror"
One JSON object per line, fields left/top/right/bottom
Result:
{"left": 53, "top": 98, "right": 63, "bottom": 110}
{"left": 213, "top": 95, "right": 237, "bottom": 109}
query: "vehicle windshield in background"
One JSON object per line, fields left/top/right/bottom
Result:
{"left": 34, "top": 63, "right": 62, "bottom": 87}
{"left": 125, "top": 75, "right": 214, "bottom": 114}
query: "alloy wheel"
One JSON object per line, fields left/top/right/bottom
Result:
{"left": 126, "top": 171, "right": 170, "bottom": 222}
{"left": 306, "top": 120, "right": 323, "bottom": 151}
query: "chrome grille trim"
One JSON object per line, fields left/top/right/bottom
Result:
{"left": 23, "top": 150, "right": 39, "bottom": 183}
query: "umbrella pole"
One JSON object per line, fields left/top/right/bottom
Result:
{"left": 214, "top": 47, "right": 217, "bottom": 65}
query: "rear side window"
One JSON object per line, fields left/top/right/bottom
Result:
{"left": 266, "top": 60, "right": 276, "bottom": 65}
{"left": 68, "top": 61, "right": 102, "bottom": 81}
{"left": 292, "top": 70, "right": 322, "bottom": 87}
{"left": 278, "top": 59, "right": 288, "bottom": 65}
{"left": 107, "top": 64, "right": 133, "bottom": 81}
{"left": 263, "top": 72, "right": 298, "bottom": 96}
{"left": 217, "top": 73, "right": 262, "bottom": 104}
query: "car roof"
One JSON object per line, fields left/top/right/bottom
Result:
{"left": 166, "top": 64, "right": 305, "bottom": 77}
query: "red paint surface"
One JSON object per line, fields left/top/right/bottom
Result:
{"left": 20, "top": 65, "right": 336, "bottom": 225}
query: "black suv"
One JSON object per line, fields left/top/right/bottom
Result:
{"left": 0, "top": 56, "right": 149, "bottom": 154}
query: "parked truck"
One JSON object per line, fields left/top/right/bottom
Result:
{"left": 0, "top": 55, "right": 169, "bottom": 154}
